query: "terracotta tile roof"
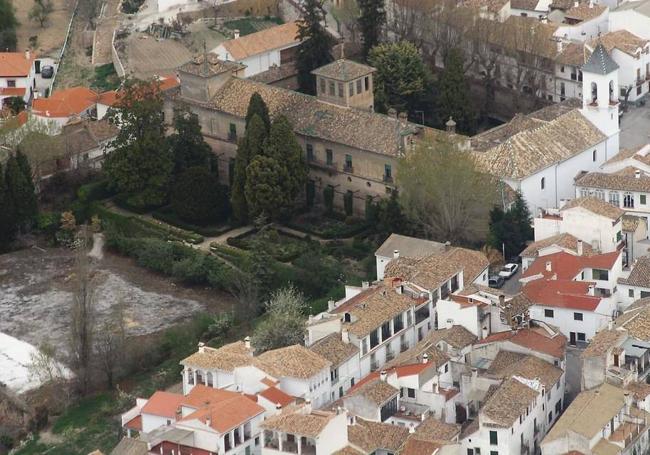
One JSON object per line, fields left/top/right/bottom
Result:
{"left": 177, "top": 75, "right": 422, "bottom": 157}
{"left": 261, "top": 409, "right": 335, "bottom": 437}
{"left": 334, "top": 285, "right": 421, "bottom": 337}
{"left": 477, "top": 327, "right": 567, "bottom": 358}
{"left": 562, "top": 196, "right": 625, "bottom": 220}
{"left": 565, "top": 2, "right": 607, "bottom": 21}
{"left": 0, "top": 87, "right": 26, "bottom": 96}
{"left": 141, "top": 391, "right": 185, "bottom": 418}
{"left": 256, "top": 344, "right": 331, "bottom": 379}
{"left": 110, "top": 438, "right": 148, "bottom": 455}
{"left": 481, "top": 377, "right": 539, "bottom": 427}
{"left": 178, "top": 53, "right": 246, "bottom": 77}
{"left": 32, "top": 87, "right": 98, "bottom": 118}
{"left": 522, "top": 250, "right": 621, "bottom": 280}
{"left": 220, "top": 22, "right": 300, "bottom": 60}
{"left": 347, "top": 418, "right": 409, "bottom": 452}
{"left": 430, "top": 325, "right": 478, "bottom": 350}
{"left": 521, "top": 233, "right": 593, "bottom": 258}
{"left": 309, "top": 333, "right": 359, "bottom": 367}
{"left": 385, "top": 247, "right": 488, "bottom": 290}
{"left": 259, "top": 386, "right": 295, "bottom": 407}
{"left": 545, "top": 383, "right": 626, "bottom": 441}
{"left": 411, "top": 416, "right": 461, "bottom": 441}
{"left": 181, "top": 341, "right": 254, "bottom": 371}
{"left": 311, "top": 59, "right": 375, "bottom": 81}
{"left": 487, "top": 351, "right": 564, "bottom": 388}
{"left": 400, "top": 438, "right": 442, "bottom": 455}
{"left": 556, "top": 42, "right": 586, "bottom": 66}
{"left": 461, "top": 0, "right": 510, "bottom": 13}
{"left": 500, "top": 293, "right": 534, "bottom": 327}
{"left": 395, "top": 361, "right": 444, "bottom": 377}
{"left": 619, "top": 257, "right": 650, "bottom": 287}
{"left": 622, "top": 215, "right": 644, "bottom": 232}
{"left": 97, "top": 90, "right": 118, "bottom": 106}
{"left": 582, "top": 329, "right": 626, "bottom": 357}
{"left": 588, "top": 30, "right": 650, "bottom": 57}
{"left": 346, "top": 377, "right": 399, "bottom": 405}
{"left": 524, "top": 279, "right": 602, "bottom": 311}
{"left": 375, "top": 234, "right": 445, "bottom": 259}
{"left": 332, "top": 446, "right": 364, "bottom": 455}
{"left": 576, "top": 168, "right": 650, "bottom": 194}
{"left": 613, "top": 298, "right": 650, "bottom": 341}
{"left": 385, "top": 339, "right": 450, "bottom": 369}
{"left": 181, "top": 390, "right": 264, "bottom": 433}
{"left": 473, "top": 110, "right": 606, "bottom": 180}
{"left": 124, "top": 415, "right": 142, "bottom": 431}
{"left": 511, "top": 0, "right": 540, "bottom": 10}
{"left": 625, "top": 382, "right": 650, "bottom": 400}
{"left": 0, "top": 52, "right": 34, "bottom": 77}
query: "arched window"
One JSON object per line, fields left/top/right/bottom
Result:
{"left": 609, "top": 80, "right": 615, "bottom": 102}
{"left": 591, "top": 82, "right": 598, "bottom": 104}
{"left": 593, "top": 149, "right": 597, "bottom": 162}
{"left": 541, "top": 177, "right": 545, "bottom": 190}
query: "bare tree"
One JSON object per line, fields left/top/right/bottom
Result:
{"left": 95, "top": 299, "right": 127, "bottom": 389}
{"left": 69, "top": 229, "right": 97, "bottom": 394}
{"left": 228, "top": 269, "right": 262, "bottom": 322}
{"left": 331, "top": 0, "right": 361, "bottom": 43}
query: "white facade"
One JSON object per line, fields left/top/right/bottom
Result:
{"left": 553, "top": 8, "right": 610, "bottom": 42}
{"left": 0, "top": 52, "right": 36, "bottom": 105}
{"left": 610, "top": 7, "right": 650, "bottom": 41}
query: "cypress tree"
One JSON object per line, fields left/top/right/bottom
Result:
{"left": 168, "top": 107, "right": 212, "bottom": 176}
{"left": 0, "top": 162, "right": 17, "bottom": 250}
{"left": 358, "top": 0, "right": 386, "bottom": 58}
{"left": 5, "top": 154, "right": 37, "bottom": 230}
{"left": 245, "top": 92, "right": 271, "bottom": 132}
{"left": 296, "top": 0, "right": 335, "bottom": 94}
{"left": 436, "top": 48, "right": 476, "bottom": 134}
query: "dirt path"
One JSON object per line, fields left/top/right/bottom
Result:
{"left": 196, "top": 225, "right": 255, "bottom": 252}
{"left": 93, "top": 0, "right": 123, "bottom": 65}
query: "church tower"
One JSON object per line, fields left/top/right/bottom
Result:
{"left": 580, "top": 43, "right": 620, "bottom": 152}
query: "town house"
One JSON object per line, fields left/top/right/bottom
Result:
{"left": 618, "top": 257, "right": 650, "bottom": 305}
{"left": 0, "top": 51, "right": 36, "bottom": 106}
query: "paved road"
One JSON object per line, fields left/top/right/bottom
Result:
{"left": 565, "top": 346, "right": 583, "bottom": 407}
{"left": 620, "top": 104, "right": 650, "bottom": 150}
{"left": 500, "top": 267, "right": 523, "bottom": 295}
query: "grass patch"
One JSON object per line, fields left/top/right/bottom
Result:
{"left": 227, "top": 228, "right": 313, "bottom": 262}
{"left": 51, "top": 394, "right": 113, "bottom": 434}
{"left": 91, "top": 64, "right": 120, "bottom": 92}
{"left": 286, "top": 213, "right": 369, "bottom": 239}
{"left": 223, "top": 17, "right": 283, "bottom": 36}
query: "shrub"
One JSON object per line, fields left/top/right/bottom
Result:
{"left": 172, "top": 167, "right": 230, "bottom": 225}
{"left": 152, "top": 206, "right": 231, "bottom": 237}
{"left": 293, "top": 251, "right": 343, "bottom": 298}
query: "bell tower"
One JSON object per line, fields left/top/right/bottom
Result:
{"left": 580, "top": 43, "right": 620, "bottom": 151}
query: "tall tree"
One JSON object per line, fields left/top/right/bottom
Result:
{"left": 0, "top": 0, "right": 18, "bottom": 51}
{"left": 0, "top": 162, "right": 17, "bottom": 250}
{"left": 167, "top": 106, "right": 212, "bottom": 176}
{"left": 398, "top": 139, "right": 497, "bottom": 245}
{"left": 296, "top": 0, "right": 335, "bottom": 94}
{"left": 104, "top": 79, "right": 173, "bottom": 208}
{"left": 172, "top": 166, "right": 229, "bottom": 225}
{"left": 436, "top": 48, "right": 476, "bottom": 134}
{"left": 231, "top": 114, "right": 268, "bottom": 224}
{"left": 488, "top": 192, "right": 533, "bottom": 259}
{"left": 245, "top": 92, "right": 271, "bottom": 133}
{"left": 29, "top": 0, "right": 54, "bottom": 28}
{"left": 244, "top": 155, "right": 288, "bottom": 219}
{"left": 251, "top": 286, "right": 307, "bottom": 354}
{"left": 358, "top": 0, "right": 386, "bottom": 58}
{"left": 5, "top": 153, "right": 37, "bottom": 230}
{"left": 368, "top": 41, "right": 429, "bottom": 115}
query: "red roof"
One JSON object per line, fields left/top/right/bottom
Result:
{"left": 0, "top": 52, "right": 34, "bottom": 77}
{"left": 32, "top": 87, "right": 99, "bottom": 118}
{"left": 125, "top": 415, "right": 142, "bottom": 431}
{"left": 0, "top": 87, "right": 26, "bottom": 96}
{"left": 180, "top": 387, "right": 264, "bottom": 433}
{"left": 97, "top": 90, "right": 118, "bottom": 106}
{"left": 395, "top": 362, "right": 434, "bottom": 377}
{"left": 523, "top": 279, "right": 602, "bottom": 311}
{"left": 259, "top": 386, "right": 295, "bottom": 407}
{"left": 141, "top": 391, "right": 185, "bottom": 418}
{"left": 522, "top": 250, "right": 620, "bottom": 280}
{"left": 16, "top": 110, "right": 28, "bottom": 125}
{"left": 476, "top": 328, "right": 567, "bottom": 358}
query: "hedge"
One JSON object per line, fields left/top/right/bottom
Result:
{"left": 152, "top": 206, "right": 232, "bottom": 237}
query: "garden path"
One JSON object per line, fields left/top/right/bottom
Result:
{"left": 195, "top": 225, "right": 255, "bottom": 252}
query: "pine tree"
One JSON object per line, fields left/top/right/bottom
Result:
{"left": 0, "top": 162, "right": 17, "bottom": 250}
{"left": 168, "top": 106, "right": 212, "bottom": 176}
{"left": 358, "top": 0, "right": 386, "bottom": 58}
{"left": 296, "top": 0, "right": 335, "bottom": 94}
{"left": 231, "top": 114, "right": 268, "bottom": 224}
{"left": 245, "top": 92, "right": 271, "bottom": 132}
{"left": 15, "top": 149, "right": 37, "bottom": 209}
{"left": 487, "top": 192, "right": 533, "bottom": 260}
{"left": 436, "top": 48, "right": 476, "bottom": 134}
{"left": 5, "top": 154, "right": 37, "bottom": 230}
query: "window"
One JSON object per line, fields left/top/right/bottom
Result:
{"left": 381, "top": 321, "right": 391, "bottom": 341}
{"left": 574, "top": 312, "right": 583, "bottom": 321}
{"left": 329, "top": 81, "right": 336, "bottom": 96}
{"left": 344, "top": 154, "right": 353, "bottom": 171}
{"left": 445, "top": 363, "right": 449, "bottom": 373}
{"left": 541, "top": 177, "right": 545, "bottom": 190}
{"left": 548, "top": 411, "right": 553, "bottom": 423}
{"left": 451, "top": 274, "right": 459, "bottom": 293}
{"left": 489, "top": 431, "right": 498, "bottom": 445}
{"left": 7, "top": 79, "right": 16, "bottom": 88}
{"left": 629, "top": 289, "right": 635, "bottom": 298}
{"left": 370, "top": 329, "right": 379, "bottom": 349}
{"left": 593, "top": 269, "right": 609, "bottom": 280}
{"left": 384, "top": 164, "right": 392, "bottom": 181}
{"left": 338, "top": 82, "right": 344, "bottom": 98}
{"left": 609, "top": 191, "right": 620, "bottom": 206}
{"left": 326, "top": 149, "right": 333, "bottom": 165}
{"left": 580, "top": 188, "right": 590, "bottom": 198}
{"left": 255, "top": 437, "right": 260, "bottom": 446}
{"left": 407, "top": 388, "right": 416, "bottom": 398}
{"left": 593, "top": 149, "right": 597, "bottom": 162}
{"left": 624, "top": 192, "right": 635, "bottom": 208}
{"left": 577, "top": 332, "right": 586, "bottom": 342}
{"left": 393, "top": 314, "right": 404, "bottom": 332}
{"left": 545, "top": 309, "right": 554, "bottom": 318}
{"left": 306, "top": 143, "right": 314, "bottom": 161}
{"left": 560, "top": 65, "right": 565, "bottom": 73}
{"left": 361, "top": 338, "right": 368, "bottom": 355}
{"left": 319, "top": 78, "right": 326, "bottom": 94}
{"left": 364, "top": 76, "right": 370, "bottom": 91}
{"left": 642, "top": 291, "right": 650, "bottom": 298}
{"left": 228, "top": 123, "right": 237, "bottom": 141}
{"left": 641, "top": 194, "right": 647, "bottom": 205}
{"left": 595, "top": 189, "right": 605, "bottom": 200}
{"left": 349, "top": 82, "right": 354, "bottom": 96}
{"left": 357, "top": 79, "right": 362, "bottom": 93}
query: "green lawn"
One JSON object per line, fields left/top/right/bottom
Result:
{"left": 228, "top": 228, "right": 313, "bottom": 262}
{"left": 223, "top": 17, "right": 283, "bottom": 36}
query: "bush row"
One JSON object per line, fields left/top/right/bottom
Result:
{"left": 152, "top": 206, "right": 231, "bottom": 237}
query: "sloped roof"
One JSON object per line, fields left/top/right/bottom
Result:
{"left": 256, "top": 345, "right": 331, "bottom": 379}
{"left": 181, "top": 341, "right": 254, "bottom": 371}
{"left": 0, "top": 52, "right": 34, "bottom": 77}
{"left": 141, "top": 391, "right": 185, "bottom": 418}
{"left": 309, "top": 333, "right": 359, "bottom": 367}
{"left": 520, "top": 233, "right": 593, "bottom": 258}
{"left": 181, "top": 391, "right": 264, "bottom": 433}
{"left": 582, "top": 43, "right": 619, "bottom": 75}
{"left": 219, "top": 22, "right": 301, "bottom": 60}
{"left": 565, "top": 2, "right": 607, "bottom": 21}
{"left": 476, "top": 326, "right": 567, "bottom": 358}
{"left": 259, "top": 386, "right": 295, "bottom": 408}
{"left": 619, "top": 256, "right": 650, "bottom": 288}
{"left": 346, "top": 377, "right": 399, "bottom": 405}
{"left": 347, "top": 418, "right": 410, "bottom": 452}
{"left": 178, "top": 52, "right": 246, "bottom": 77}
{"left": 481, "top": 377, "right": 538, "bottom": 427}
{"left": 588, "top": 30, "right": 649, "bottom": 57}
{"left": 561, "top": 196, "right": 625, "bottom": 220}
{"left": 110, "top": 438, "right": 149, "bottom": 455}
{"left": 522, "top": 250, "right": 621, "bottom": 280}
{"left": 487, "top": 351, "right": 563, "bottom": 388}
{"left": 576, "top": 168, "right": 650, "bottom": 194}
{"left": 261, "top": 410, "right": 335, "bottom": 437}
{"left": 523, "top": 279, "right": 603, "bottom": 311}
{"left": 311, "top": 59, "right": 376, "bottom": 81}
{"left": 32, "top": 87, "right": 99, "bottom": 118}
{"left": 375, "top": 233, "right": 445, "bottom": 259}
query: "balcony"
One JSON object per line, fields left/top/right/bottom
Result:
{"left": 386, "top": 349, "right": 395, "bottom": 362}
{"left": 227, "top": 131, "right": 237, "bottom": 142}
{"left": 383, "top": 174, "right": 394, "bottom": 183}
{"left": 521, "top": 442, "right": 530, "bottom": 455}
{"left": 343, "top": 164, "right": 354, "bottom": 173}
{"left": 308, "top": 159, "right": 338, "bottom": 173}
{"left": 400, "top": 342, "right": 409, "bottom": 353}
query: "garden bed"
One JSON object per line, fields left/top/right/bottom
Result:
{"left": 152, "top": 206, "right": 231, "bottom": 237}
{"left": 285, "top": 212, "right": 370, "bottom": 239}
{"left": 226, "top": 228, "right": 313, "bottom": 262}
{"left": 223, "top": 17, "right": 283, "bottom": 36}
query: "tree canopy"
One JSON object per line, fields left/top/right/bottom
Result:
{"left": 172, "top": 167, "right": 229, "bottom": 225}
{"left": 251, "top": 286, "right": 307, "bottom": 354}
{"left": 104, "top": 79, "right": 173, "bottom": 208}
{"left": 436, "top": 48, "right": 476, "bottom": 134}
{"left": 296, "top": 0, "right": 335, "bottom": 94}
{"left": 245, "top": 92, "right": 271, "bottom": 133}
{"left": 0, "top": 162, "right": 17, "bottom": 251}
{"left": 232, "top": 117, "right": 268, "bottom": 224}
{"left": 167, "top": 106, "right": 212, "bottom": 176}
{"left": 368, "top": 41, "right": 429, "bottom": 115}
{"left": 5, "top": 151, "right": 37, "bottom": 231}
{"left": 358, "top": 0, "right": 386, "bottom": 58}
{"left": 488, "top": 191, "right": 534, "bottom": 260}
{"left": 398, "top": 139, "right": 497, "bottom": 245}
{"left": 0, "top": 0, "right": 18, "bottom": 51}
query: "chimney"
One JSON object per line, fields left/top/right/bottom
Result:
{"left": 574, "top": 0, "right": 578, "bottom": 6}
{"left": 393, "top": 249, "right": 400, "bottom": 259}
{"left": 577, "top": 240, "right": 583, "bottom": 256}
{"left": 198, "top": 342, "right": 205, "bottom": 353}
{"left": 362, "top": 281, "right": 370, "bottom": 289}
{"left": 434, "top": 382, "right": 439, "bottom": 393}
{"left": 588, "top": 285, "right": 595, "bottom": 296}
{"left": 445, "top": 117, "right": 457, "bottom": 134}
{"left": 409, "top": 424, "right": 416, "bottom": 434}
{"left": 388, "top": 108, "right": 397, "bottom": 119}
{"left": 423, "top": 353, "right": 429, "bottom": 364}
{"left": 398, "top": 112, "right": 408, "bottom": 127}
{"left": 471, "top": 368, "right": 478, "bottom": 387}
{"left": 588, "top": 0, "right": 593, "bottom": 7}
{"left": 608, "top": 320, "right": 614, "bottom": 330}
{"left": 445, "top": 241, "right": 452, "bottom": 251}
{"left": 25, "top": 49, "right": 31, "bottom": 61}
{"left": 342, "top": 329, "right": 350, "bottom": 343}
{"left": 380, "top": 370, "right": 388, "bottom": 381}
{"left": 349, "top": 414, "right": 357, "bottom": 425}
{"left": 635, "top": 170, "right": 641, "bottom": 179}
{"left": 556, "top": 39, "right": 564, "bottom": 53}
{"left": 234, "top": 29, "right": 240, "bottom": 39}
{"left": 276, "top": 402, "right": 282, "bottom": 410}
{"left": 328, "top": 299, "right": 336, "bottom": 311}
{"left": 624, "top": 392, "right": 632, "bottom": 415}
{"left": 304, "top": 398, "right": 312, "bottom": 414}
{"left": 205, "top": 417, "right": 211, "bottom": 428}
{"left": 244, "top": 336, "right": 251, "bottom": 350}
{"left": 545, "top": 261, "right": 552, "bottom": 272}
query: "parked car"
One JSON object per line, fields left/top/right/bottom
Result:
{"left": 41, "top": 65, "right": 54, "bottom": 79}
{"left": 499, "top": 263, "right": 519, "bottom": 279}
{"left": 489, "top": 275, "right": 505, "bottom": 289}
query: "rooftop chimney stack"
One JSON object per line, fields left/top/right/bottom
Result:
{"left": 380, "top": 370, "right": 388, "bottom": 381}
{"left": 276, "top": 402, "right": 282, "bottom": 410}
{"left": 25, "top": 49, "right": 30, "bottom": 61}
{"left": 244, "top": 336, "right": 251, "bottom": 350}
{"left": 198, "top": 342, "right": 205, "bottom": 353}
{"left": 635, "top": 170, "right": 641, "bottom": 179}
{"left": 328, "top": 299, "right": 336, "bottom": 311}
{"left": 577, "top": 239, "right": 583, "bottom": 256}
{"left": 499, "top": 294, "right": 505, "bottom": 307}
{"left": 234, "top": 29, "right": 240, "bottom": 39}
{"left": 394, "top": 249, "right": 400, "bottom": 259}
{"left": 446, "top": 117, "right": 457, "bottom": 134}
{"left": 546, "top": 261, "right": 552, "bottom": 272}
{"left": 423, "top": 353, "right": 429, "bottom": 364}
{"left": 409, "top": 424, "right": 416, "bottom": 434}
{"left": 388, "top": 108, "right": 397, "bottom": 119}
{"left": 362, "top": 281, "right": 370, "bottom": 289}
{"left": 445, "top": 241, "right": 452, "bottom": 251}
{"left": 588, "top": 285, "right": 595, "bottom": 296}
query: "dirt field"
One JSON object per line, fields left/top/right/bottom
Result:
{"left": 122, "top": 33, "right": 194, "bottom": 79}
{"left": 12, "top": 0, "right": 75, "bottom": 56}
{"left": 0, "top": 245, "right": 236, "bottom": 358}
